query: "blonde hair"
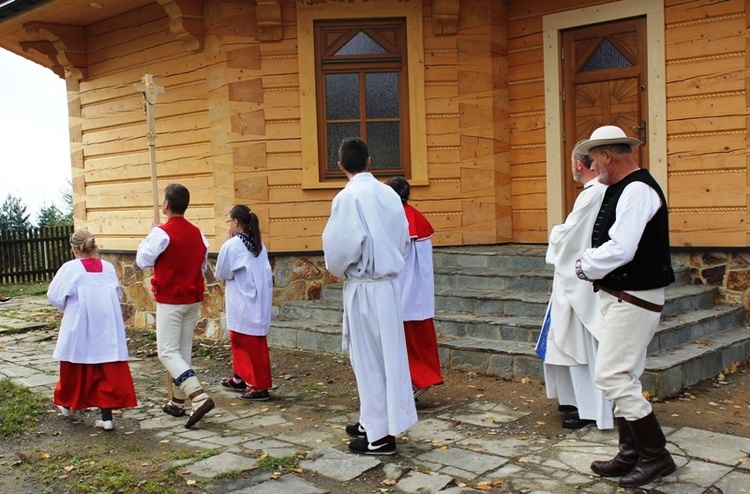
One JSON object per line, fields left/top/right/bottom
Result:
{"left": 70, "top": 229, "right": 97, "bottom": 253}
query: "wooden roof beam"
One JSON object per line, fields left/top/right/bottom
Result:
{"left": 23, "top": 22, "right": 87, "bottom": 80}
{"left": 433, "top": 0, "right": 459, "bottom": 35}
{"left": 20, "top": 40, "right": 65, "bottom": 78}
{"left": 257, "top": 0, "right": 282, "bottom": 41}
{"left": 156, "top": 0, "right": 204, "bottom": 52}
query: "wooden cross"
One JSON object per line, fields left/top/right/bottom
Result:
{"left": 135, "top": 75, "right": 173, "bottom": 399}
{"left": 135, "top": 74, "right": 165, "bottom": 223}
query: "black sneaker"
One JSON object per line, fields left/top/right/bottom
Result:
{"left": 558, "top": 404, "right": 578, "bottom": 413}
{"left": 238, "top": 389, "right": 270, "bottom": 401}
{"left": 346, "top": 422, "right": 367, "bottom": 439}
{"left": 348, "top": 436, "right": 396, "bottom": 456}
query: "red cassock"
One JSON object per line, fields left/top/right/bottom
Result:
{"left": 230, "top": 331, "right": 272, "bottom": 390}
{"left": 402, "top": 204, "right": 443, "bottom": 390}
{"left": 53, "top": 258, "right": 137, "bottom": 411}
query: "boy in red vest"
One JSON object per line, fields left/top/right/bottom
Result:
{"left": 136, "top": 183, "right": 214, "bottom": 428}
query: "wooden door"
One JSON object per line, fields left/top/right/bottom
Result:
{"left": 561, "top": 17, "right": 648, "bottom": 212}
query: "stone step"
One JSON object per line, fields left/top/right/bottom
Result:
{"left": 431, "top": 245, "right": 550, "bottom": 271}
{"left": 271, "top": 244, "right": 744, "bottom": 394}
{"left": 650, "top": 305, "right": 746, "bottom": 354}
{"left": 642, "top": 325, "right": 750, "bottom": 398}
{"left": 322, "top": 278, "right": 711, "bottom": 319}
{"left": 433, "top": 266, "right": 553, "bottom": 292}
{"left": 435, "top": 323, "right": 750, "bottom": 398}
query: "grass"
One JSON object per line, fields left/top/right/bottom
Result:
{"left": 256, "top": 453, "right": 303, "bottom": 472}
{"left": 1, "top": 281, "right": 50, "bottom": 298}
{"left": 33, "top": 453, "right": 183, "bottom": 494}
{"left": 0, "top": 379, "right": 48, "bottom": 436}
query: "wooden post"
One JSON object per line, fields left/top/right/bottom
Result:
{"left": 135, "top": 75, "right": 173, "bottom": 399}
{"left": 135, "top": 74, "right": 165, "bottom": 224}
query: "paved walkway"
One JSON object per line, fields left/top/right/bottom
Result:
{"left": 1, "top": 296, "right": 749, "bottom": 493}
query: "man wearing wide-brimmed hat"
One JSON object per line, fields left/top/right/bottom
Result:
{"left": 573, "top": 125, "right": 677, "bottom": 488}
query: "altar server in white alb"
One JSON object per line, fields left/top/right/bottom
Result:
{"left": 322, "top": 137, "right": 417, "bottom": 455}
{"left": 536, "top": 144, "right": 613, "bottom": 431}
{"left": 215, "top": 204, "right": 274, "bottom": 402}
{"left": 386, "top": 176, "right": 443, "bottom": 399}
{"left": 48, "top": 229, "right": 137, "bottom": 431}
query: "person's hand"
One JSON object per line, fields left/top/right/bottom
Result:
{"left": 151, "top": 220, "right": 162, "bottom": 228}
{"left": 226, "top": 229, "right": 235, "bottom": 240}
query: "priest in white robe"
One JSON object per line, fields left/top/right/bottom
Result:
{"left": 322, "top": 137, "right": 417, "bottom": 455}
{"left": 536, "top": 145, "right": 614, "bottom": 430}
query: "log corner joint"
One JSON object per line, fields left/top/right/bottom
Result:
{"left": 432, "top": 0, "right": 459, "bottom": 35}
{"left": 156, "top": 0, "right": 204, "bottom": 52}
{"left": 22, "top": 22, "right": 87, "bottom": 80}
{"left": 256, "top": 0, "right": 283, "bottom": 42}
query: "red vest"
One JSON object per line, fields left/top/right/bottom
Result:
{"left": 152, "top": 217, "right": 207, "bottom": 304}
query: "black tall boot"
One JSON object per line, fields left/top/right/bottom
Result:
{"left": 590, "top": 417, "right": 638, "bottom": 477}
{"left": 619, "top": 412, "right": 676, "bottom": 488}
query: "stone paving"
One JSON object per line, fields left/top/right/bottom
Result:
{"left": 1, "top": 296, "right": 750, "bottom": 493}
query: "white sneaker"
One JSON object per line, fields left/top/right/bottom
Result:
{"left": 57, "top": 405, "right": 71, "bottom": 417}
{"left": 95, "top": 420, "right": 114, "bottom": 431}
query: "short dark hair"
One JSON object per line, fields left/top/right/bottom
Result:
{"left": 386, "top": 176, "right": 410, "bottom": 203}
{"left": 164, "top": 183, "right": 190, "bottom": 214}
{"left": 338, "top": 137, "right": 369, "bottom": 174}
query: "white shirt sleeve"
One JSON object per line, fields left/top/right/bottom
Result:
{"left": 135, "top": 227, "right": 170, "bottom": 269}
{"left": 578, "top": 181, "right": 661, "bottom": 281}
{"left": 201, "top": 232, "right": 209, "bottom": 272}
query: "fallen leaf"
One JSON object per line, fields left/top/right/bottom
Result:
{"left": 186, "top": 480, "right": 197, "bottom": 486}
{"left": 382, "top": 479, "right": 396, "bottom": 486}
{"left": 292, "top": 468, "right": 303, "bottom": 473}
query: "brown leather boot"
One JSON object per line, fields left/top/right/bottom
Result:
{"left": 590, "top": 417, "right": 638, "bottom": 477}
{"left": 619, "top": 412, "right": 676, "bottom": 488}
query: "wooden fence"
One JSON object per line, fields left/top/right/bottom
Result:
{"left": 0, "top": 226, "right": 74, "bottom": 284}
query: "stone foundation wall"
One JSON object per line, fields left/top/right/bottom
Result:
{"left": 680, "top": 251, "right": 750, "bottom": 311}
{"left": 102, "top": 252, "right": 335, "bottom": 340}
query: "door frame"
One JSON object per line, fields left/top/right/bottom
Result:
{"left": 543, "top": 0, "right": 666, "bottom": 230}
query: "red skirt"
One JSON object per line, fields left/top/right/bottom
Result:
{"left": 230, "top": 331, "right": 272, "bottom": 390}
{"left": 404, "top": 319, "right": 444, "bottom": 390}
{"left": 54, "top": 361, "right": 137, "bottom": 411}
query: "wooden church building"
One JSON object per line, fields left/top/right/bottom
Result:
{"left": 0, "top": 0, "right": 749, "bottom": 339}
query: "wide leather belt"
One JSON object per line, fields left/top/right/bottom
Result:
{"left": 595, "top": 285, "right": 664, "bottom": 313}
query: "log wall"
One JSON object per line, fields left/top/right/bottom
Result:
{"left": 70, "top": 0, "right": 512, "bottom": 253}
{"left": 506, "top": 0, "right": 750, "bottom": 246}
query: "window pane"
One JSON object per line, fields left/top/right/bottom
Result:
{"left": 327, "top": 123, "right": 361, "bottom": 170}
{"left": 334, "top": 31, "right": 389, "bottom": 56}
{"left": 582, "top": 39, "right": 633, "bottom": 72}
{"left": 366, "top": 122, "right": 400, "bottom": 169}
{"left": 366, "top": 72, "right": 399, "bottom": 119}
{"left": 326, "top": 74, "right": 360, "bottom": 120}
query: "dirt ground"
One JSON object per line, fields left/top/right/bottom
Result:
{"left": 1, "top": 324, "right": 748, "bottom": 494}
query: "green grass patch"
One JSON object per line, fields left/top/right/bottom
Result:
{"left": 1, "top": 282, "right": 50, "bottom": 298}
{"left": 256, "top": 453, "right": 302, "bottom": 472}
{"left": 32, "top": 453, "right": 182, "bottom": 494}
{"left": 0, "top": 379, "right": 48, "bottom": 436}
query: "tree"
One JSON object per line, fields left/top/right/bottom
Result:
{"left": 0, "top": 194, "right": 31, "bottom": 231}
{"left": 36, "top": 202, "right": 63, "bottom": 228}
{"left": 36, "top": 181, "right": 73, "bottom": 228}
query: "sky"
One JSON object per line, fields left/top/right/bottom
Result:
{"left": 0, "top": 48, "right": 71, "bottom": 224}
